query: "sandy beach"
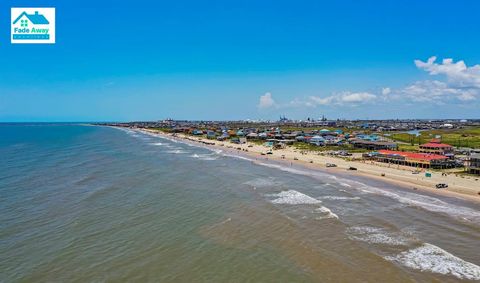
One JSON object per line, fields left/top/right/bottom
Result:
{"left": 138, "top": 128, "right": 480, "bottom": 203}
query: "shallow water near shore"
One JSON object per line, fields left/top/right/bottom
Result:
{"left": 1, "top": 124, "right": 479, "bottom": 282}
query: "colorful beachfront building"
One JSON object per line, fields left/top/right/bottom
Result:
{"left": 419, "top": 139, "right": 453, "bottom": 156}
{"left": 372, "top": 150, "right": 454, "bottom": 169}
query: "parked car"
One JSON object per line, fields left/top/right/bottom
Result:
{"left": 348, "top": 167, "right": 357, "bottom": 171}
{"left": 436, "top": 183, "right": 448, "bottom": 189}
{"left": 326, "top": 163, "right": 337, "bottom": 167}
{"left": 266, "top": 151, "right": 273, "bottom": 155}
{"left": 338, "top": 151, "right": 352, "bottom": 156}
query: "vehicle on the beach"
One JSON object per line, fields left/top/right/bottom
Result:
{"left": 326, "top": 163, "right": 337, "bottom": 167}
{"left": 248, "top": 145, "right": 253, "bottom": 147}
{"left": 294, "top": 157, "right": 298, "bottom": 160}
{"left": 337, "top": 151, "right": 352, "bottom": 156}
{"left": 436, "top": 183, "right": 448, "bottom": 189}
{"left": 348, "top": 167, "right": 357, "bottom": 170}
{"left": 266, "top": 151, "right": 273, "bottom": 154}
{"left": 261, "top": 152, "right": 266, "bottom": 155}
{"left": 412, "top": 171, "right": 420, "bottom": 174}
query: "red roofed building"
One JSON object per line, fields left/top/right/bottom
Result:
{"left": 419, "top": 139, "right": 453, "bottom": 156}
{"left": 374, "top": 150, "right": 454, "bottom": 169}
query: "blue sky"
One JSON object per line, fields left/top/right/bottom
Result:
{"left": 1, "top": 0, "right": 480, "bottom": 121}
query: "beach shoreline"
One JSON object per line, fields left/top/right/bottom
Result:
{"left": 128, "top": 127, "right": 480, "bottom": 204}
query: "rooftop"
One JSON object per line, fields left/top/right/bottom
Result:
{"left": 420, "top": 142, "right": 453, "bottom": 148}
{"left": 377, "top": 150, "right": 449, "bottom": 161}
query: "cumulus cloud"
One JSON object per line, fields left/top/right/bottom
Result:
{"left": 400, "top": 80, "right": 477, "bottom": 103}
{"left": 414, "top": 56, "right": 480, "bottom": 88}
{"left": 309, "top": 91, "right": 376, "bottom": 106}
{"left": 340, "top": 92, "right": 376, "bottom": 103}
{"left": 395, "top": 56, "right": 480, "bottom": 102}
{"left": 309, "top": 96, "right": 335, "bottom": 105}
{"left": 255, "top": 56, "right": 479, "bottom": 110}
{"left": 258, "top": 92, "right": 276, "bottom": 109}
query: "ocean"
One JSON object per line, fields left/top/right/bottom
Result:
{"left": 1, "top": 124, "right": 479, "bottom": 282}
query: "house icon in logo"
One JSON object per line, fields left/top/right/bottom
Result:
{"left": 13, "top": 11, "right": 50, "bottom": 26}
{"left": 11, "top": 8, "right": 55, "bottom": 44}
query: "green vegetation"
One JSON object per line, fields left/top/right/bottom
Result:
{"left": 293, "top": 142, "right": 368, "bottom": 153}
{"left": 279, "top": 126, "right": 363, "bottom": 133}
{"left": 389, "top": 127, "right": 480, "bottom": 148}
{"left": 397, "top": 144, "right": 419, "bottom": 151}
{"left": 151, "top": 127, "right": 172, "bottom": 133}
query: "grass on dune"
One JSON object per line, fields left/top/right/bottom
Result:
{"left": 389, "top": 127, "right": 480, "bottom": 148}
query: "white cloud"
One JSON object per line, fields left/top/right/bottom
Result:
{"left": 255, "top": 56, "right": 478, "bottom": 111}
{"left": 258, "top": 92, "right": 276, "bottom": 109}
{"left": 309, "top": 91, "right": 376, "bottom": 106}
{"left": 309, "top": 95, "right": 335, "bottom": 105}
{"left": 339, "top": 92, "right": 376, "bottom": 103}
{"left": 414, "top": 56, "right": 480, "bottom": 88}
{"left": 288, "top": 98, "right": 315, "bottom": 108}
{"left": 400, "top": 80, "right": 478, "bottom": 103}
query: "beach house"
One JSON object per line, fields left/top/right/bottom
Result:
{"left": 351, "top": 140, "right": 397, "bottom": 150}
{"left": 309, "top": 135, "right": 325, "bottom": 146}
{"left": 419, "top": 139, "right": 453, "bottom": 156}
{"left": 373, "top": 150, "right": 453, "bottom": 169}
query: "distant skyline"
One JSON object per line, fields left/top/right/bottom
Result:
{"left": 1, "top": 0, "right": 480, "bottom": 121}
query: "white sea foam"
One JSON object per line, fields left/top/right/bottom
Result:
{"left": 244, "top": 177, "right": 282, "bottom": 188}
{"left": 314, "top": 206, "right": 339, "bottom": 219}
{"left": 347, "top": 226, "right": 411, "bottom": 246}
{"left": 386, "top": 243, "right": 480, "bottom": 280}
{"left": 190, "top": 153, "right": 218, "bottom": 161}
{"left": 270, "top": 190, "right": 322, "bottom": 205}
{"left": 166, "top": 149, "right": 188, "bottom": 154}
{"left": 351, "top": 184, "right": 480, "bottom": 223}
{"left": 221, "top": 153, "right": 255, "bottom": 162}
{"left": 258, "top": 161, "right": 480, "bottom": 223}
{"left": 150, "top": 142, "right": 163, "bottom": 146}
{"left": 257, "top": 162, "right": 328, "bottom": 178}
{"left": 319, "top": 196, "right": 361, "bottom": 201}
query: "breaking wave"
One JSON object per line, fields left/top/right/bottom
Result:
{"left": 314, "top": 206, "right": 339, "bottom": 219}
{"left": 319, "top": 196, "right": 361, "bottom": 201}
{"left": 244, "top": 177, "right": 283, "bottom": 188}
{"left": 269, "top": 190, "right": 322, "bottom": 205}
{"left": 347, "top": 226, "right": 413, "bottom": 246}
{"left": 386, "top": 243, "right": 480, "bottom": 280}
